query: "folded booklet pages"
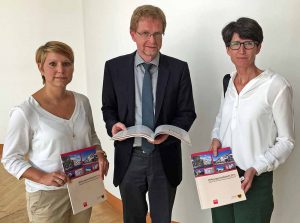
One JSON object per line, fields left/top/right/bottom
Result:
{"left": 112, "top": 124, "right": 192, "bottom": 145}
{"left": 60, "top": 146, "right": 106, "bottom": 214}
{"left": 191, "top": 147, "right": 246, "bottom": 209}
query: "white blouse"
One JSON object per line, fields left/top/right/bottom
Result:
{"left": 211, "top": 69, "right": 295, "bottom": 175}
{"left": 1, "top": 92, "right": 101, "bottom": 192}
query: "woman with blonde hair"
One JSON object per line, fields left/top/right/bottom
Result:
{"left": 1, "top": 41, "right": 109, "bottom": 223}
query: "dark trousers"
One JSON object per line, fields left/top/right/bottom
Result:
{"left": 211, "top": 168, "right": 274, "bottom": 223}
{"left": 119, "top": 148, "right": 176, "bottom": 223}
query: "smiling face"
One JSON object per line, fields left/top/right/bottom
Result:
{"left": 227, "top": 33, "right": 261, "bottom": 69}
{"left": 38, "top": 52, "right": 74, "bottom": 88}
{"left": 130, "top": 17, "right": 163, "bottom": 62}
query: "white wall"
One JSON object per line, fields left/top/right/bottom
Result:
{"left": 0, "top": 0, "right": 87, "bottom": 141}
{"left": 1, "top": 0, "right": 299, "bottom": 222}
{"left": 83, "top": 0, "right": 300, "bottom": 222}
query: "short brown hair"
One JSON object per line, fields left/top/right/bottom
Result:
{"left": 222, "top": 17, "right": 263, "bottom": 46}
{"left": 36, "top": 41, "right": 74, "bottom": 84}
{"left": 130, "top": 5, "right": 166, "bottom": 33}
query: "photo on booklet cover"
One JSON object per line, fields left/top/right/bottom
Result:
{"left": 61, "top": 147, "right": 99, "bottom": 180}
{"left": 191, "top": 148, "right": 236, "bottom": 177}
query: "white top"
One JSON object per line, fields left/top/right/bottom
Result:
{"left": 1, "top": 92, "right": 101, "bottom": 192}
{"left": 211, "top": 69, "right": 295, "bottom": 175}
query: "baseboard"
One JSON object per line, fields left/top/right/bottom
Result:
{"left": 105, "top": 190, "right": 178, "bottom": 223}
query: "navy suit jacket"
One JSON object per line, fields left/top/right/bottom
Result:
{"left": 102, "top": 52, "right": 196, "bottom": 187}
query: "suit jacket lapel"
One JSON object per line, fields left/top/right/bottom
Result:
{"left": 126, "top": 52, "right": 136, "bottom": 125}
{"left": 155, "top": 54, "right": 170, "bottom": 123}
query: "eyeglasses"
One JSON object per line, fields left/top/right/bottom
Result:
{"left": 228, "top": 41, "right": 258, "bottom": 50}
{"left": 136, "top": 31, "right": 163, "bottom": 39}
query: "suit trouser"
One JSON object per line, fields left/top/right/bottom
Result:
{"left": 211, "top": 168, "right": 274, "bottom": 223}
{"left": 119, "top": 148, "right": 176, "bottom": 223}
{"left": 26, "top": 189, "right": 92, "bottom": 223}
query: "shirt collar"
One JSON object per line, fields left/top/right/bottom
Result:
{"left": 134, "top": 52, "right": 160, "bottom": 67}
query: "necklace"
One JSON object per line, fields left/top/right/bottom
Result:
{"left": 67, "top": 119, "right": 76, "bottom": 138}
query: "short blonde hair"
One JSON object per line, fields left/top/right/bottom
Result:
{"left": 130, "top": 5, "right": 166, "bottom": 33}
{"left": 35, "top": 41, "right": 74, "bottom": 84}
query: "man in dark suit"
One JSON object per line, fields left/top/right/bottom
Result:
{"left": 101, "top": 5, "right": 196, "bottom": 223}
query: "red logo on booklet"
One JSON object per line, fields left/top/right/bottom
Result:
{"left": 213, "top": 199, "right": 218, "bottom": 204}
{"left": 83, "top": 201, "right": 88, "bottom": 207}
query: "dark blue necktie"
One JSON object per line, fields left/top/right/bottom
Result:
{"left": 142, "top": 63, "right": 155, "bottom": 153}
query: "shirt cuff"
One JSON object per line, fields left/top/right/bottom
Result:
{"left": 252, "top": 158, "right": 268, "bottom": 176}
{"left": 16, "top": 164, "right": 32, "bottom": 180}
{"left": 211, "top": 130, "right": 220, "bottom": 141}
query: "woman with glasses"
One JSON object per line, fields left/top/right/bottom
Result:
{"left": 210, "top": 17, "right": 294, "bottom": 223}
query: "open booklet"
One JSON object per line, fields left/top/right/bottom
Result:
{"left": 60, "top": 146, "right": 106, "bottom": 214}
{"left": 112, "top": 124, "right": 192, "bottom": 145}
{"left": 191, "top": 147, "right": 246, "bottom": 209}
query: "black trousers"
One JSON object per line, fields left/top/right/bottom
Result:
{"left": 119, "top": 148, "right": 176, "bottom": 223}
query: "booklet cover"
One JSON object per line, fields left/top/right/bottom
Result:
{"left": 191, "top": 147, "right": 246, "bottom": 209}
{"left": 61, "top": 146, "right": 106, "bottom": 214}
{"left": 112, "top": 124, "right": 192, "bottom": 145}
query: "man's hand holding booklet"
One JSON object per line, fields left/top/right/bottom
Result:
{"left": 112, "top": 124, "right": 192, "bottom": 145}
